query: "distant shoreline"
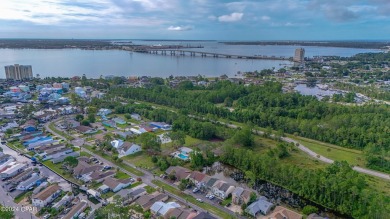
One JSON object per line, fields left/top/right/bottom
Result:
{"left": 220, "top": 41, "right": 389, "bottom": 49}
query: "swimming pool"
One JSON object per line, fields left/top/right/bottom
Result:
{"left": 178, "top": 153, "right": 189, "bottom": 160}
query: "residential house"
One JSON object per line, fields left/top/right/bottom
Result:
{"left": 150, "top": 201, "right": 181, "bottom": 217}
{"left": 268, "top": 206, "right": 303, "bottom": 219}
{"left": 42, "top": 148, "right": 74, "bottom": 161}
{"left": 102, "top": 120, "right": 116, "bottom": 128}
{"left": 88, "top": 170, "right": 115, "bottom": 183}
{"left": 204, "top": 177, "right": 218, "bottom": 190}
{"left": 0, "top": 163, "right": 26, "bottom": 179}
{"left": 0, "top": 154, "right": 12, "bottom": 164}
{"left": 118, "top": 142, "right": 141, "bottom": 157}
{"left": 98, "top": 184, "right": 110, "bottom": 194}
{"left": 97, "top": 108, "right": 112, "bottom": 117}
{"left": 9, "top": 168, "right": 33, "bottom": 186}
{"left": 51, "top": 152, "right": 79, "bottom": 164}
{"left": 192, "top": 212, "right": 217, "bottom": 219}
{"left": 32, "top": 184, "right": 62, "bottom": 207}
{"left": 232, "top": 187, "right": 252, "bottom": 205}
{"left": 115, "top": 188, "right": 147, "bottom": 204}
{"left": 136, "top": 193, "right": 169, "bottom": 210}
{"left": 22, "top": 120, "right": 37, "bottom": 132}
{"left": 58, "top": 120, "right": 80, "bottom": 129}
{"left": 16, "top": 173, "right": 41, "bottom": 191}
{"left": 165, "top": 166, "right": 191, "bottom": 181}
{"left": 113, "top": 131, "right": 134, "bottom": 139}
{"left": 73, "top": 160, "right": 103, "bottom": 181}
{"left": 62, "top": 200, "right": 88, "bottom": 219}
{"left": 211, "top": 181, "right": 235, "bottom": 199}
{"left": 36, "top": 144, "right": 66, "bottom": 154}
{"left": 130, "top": 127, "right": 143, "bottom": 135}
{"left": 131, "top": 113, "right": 141, "bottom": 121}
{"left": 245, "top": 196, "right": 274, "bottom": 217}
{"left": 165, "top": 208, "right": 198, "bottom": 219}
{"left": 52, "top": 193, "right": 74, "bottom": 210}
{"left": 149, "top": 122, "right": 172, "bottom": 130}
{"left": 113, "top": 117, "right": 126, "bottom": 125}
{"left": 103, "top": 177, "right": 132, "bottom": 192}
{"left": 189, "top": 171, "right": 207, "bottom": 188}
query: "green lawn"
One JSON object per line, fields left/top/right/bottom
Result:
{"left": 42, "top": 160, "right": 79, "bottom": 184}
{"left": 365, "top": 175, "right": 390, "bottom": 197}
{"left": 130, "top": 181, "right": 142, "bottom": 188}
{"left": 144, "top": 185, "right": 156, "bottom": 194}
{"left": 122, "top": 152, "right": 156, "bottom": 170}
{"left": 48, "top": 123, "right": 74, "bottom": 140}
{"left": 287, "top": 134, "right": 365, "bottom": 167}
{"left": 84, "top": 145, "right": 144, "bottom": 176}
{"left": 80, "top": 151, "right": 92, "bottom": 157}
{"left": 114, "top": 170, "right": 129, "bottom": 179}
{"left": 152, "top": 180, "right": 232, "bottom": 219}
{"left": 14, "top": 191, "right": 32, "bottom": 203}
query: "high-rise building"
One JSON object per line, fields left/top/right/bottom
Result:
{"left": 4, "top": 64, "right": 33, "bottom": 80}
{"left": 293, "top": 48, "right": 305, "bottom": 63}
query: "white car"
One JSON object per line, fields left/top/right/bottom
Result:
{"left": 196, "top": 198, "right": 203, "bottom": 203}
{"left": 192, "top": 188, "right": 199, "bottom": 193}
{"left": 208, "top": 195, "right": 215, "bottom": 200}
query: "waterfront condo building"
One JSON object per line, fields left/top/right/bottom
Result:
{"left": 293, "top": 48, "right": 305, "bottom": 63}
{"left": 4, "top": 64, "right": 33, "bottom": 80}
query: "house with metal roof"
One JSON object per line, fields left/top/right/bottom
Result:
{"left": 245, "top": 196, "right": 274, "bottom": 216}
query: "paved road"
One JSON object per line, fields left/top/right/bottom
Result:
{"left": 0, "top": 142, "right": 38, "bottom": 219}
{"left": 220, "top": 122, "right": 390, "bottom": 180}
{"left": 45, "top": 119, "right": 233, "bottom": 219}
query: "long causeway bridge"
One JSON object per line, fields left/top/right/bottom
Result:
{"left": 133, "top": 48, "right": 292, "bottom": 61}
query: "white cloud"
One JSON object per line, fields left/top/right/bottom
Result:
{"left": 261, "top": 16, "right": 271, "bottom": 21}
{"left": 218, "top": 12, "right": 243, "bottom": 22}
{"left": 167, "top": 25, "right": 193, "bottom": 31}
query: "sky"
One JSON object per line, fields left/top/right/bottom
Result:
{"left": 0, "top": 0, "right": 390, "bottom": 40}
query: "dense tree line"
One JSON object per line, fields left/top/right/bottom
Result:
{"left": 108, "top": 81, "right": 390, "bottom": 154}
{"left": 221, "top": 147, "right": 390, "bottom": 218}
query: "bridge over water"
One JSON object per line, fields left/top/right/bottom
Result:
{"left": 133, "top": 48, "right": 292, "bottom": 61}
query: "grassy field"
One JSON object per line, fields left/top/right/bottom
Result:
{"left": 114, "top": 170, "right": 129, "bottom": 179}
{"left": 122, "top": 152, "right": 156, "bottom": 170}
{"left": 144, "top": 185, "right": 156, "bottom": 194}
{"left": 84, "top": 145, "right": 144, "bottom": 176}
{"left": 365, "top": 175, "right": 390, "bottom": 196}
{"left": 14, "top": 191, "right": 32, "bottom": 203}
{"left": 42, "top": 160, "right": 80, "bottom": 184}
{"left": 287, "top": 134, "right": 365, "bottom": 167}
{"left": 152, "top": 180, "right": 233, "bottom": 219}
{"left": 48, "top": 123, "right": 74, "bottom": 140}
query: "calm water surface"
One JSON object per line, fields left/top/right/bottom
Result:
{"left": 0, "top": 41, "right": 380, "bottom": 78}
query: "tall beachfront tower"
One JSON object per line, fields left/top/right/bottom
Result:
{"left": 4, "top": 64, "right": 33, "bottom": 80}
{"left": 293, "top": 48, "right": 305, "bottom": 63}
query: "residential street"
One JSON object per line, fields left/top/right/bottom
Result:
{"left": 0, "top": 142, "right": 38, "bottom": 219}
{"left": 45, "top": 118, "right": 241, "bottom": 219}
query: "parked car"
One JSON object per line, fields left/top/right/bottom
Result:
{"left": 192, "top": 188, "right": 199, "bottom": 193}
{"left": 208, "top": 195, "right": 215, "bottom": 200}
{"left": 196, "top": 198, "right": 203, "bottom": 203}
{"left": 103, "top": 166, "right": 111, "bottom": 170}
{"left": 43, "top": 214, "right": 51, "bottom": 219}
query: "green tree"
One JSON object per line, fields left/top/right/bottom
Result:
{"left": 138, "top": 133, "right": 161, "bottom": 154}
{"left": 302, "top": 205, "right": 318, "bottom": 215}
{"left": 88, "top": 113, "right": 96, "bottom": 123}
{"left": 75, "top": 114, "right": 84, "bottom": 122}
{"left": 224, "top": 97, "right": 233, "bottom": 107}
{"left": 231, "top": 127, "right": 254, "bottom": 147}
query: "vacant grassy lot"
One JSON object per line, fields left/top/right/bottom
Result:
{"left": 287, "top": 134, "right": 365, "bottom": 167}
